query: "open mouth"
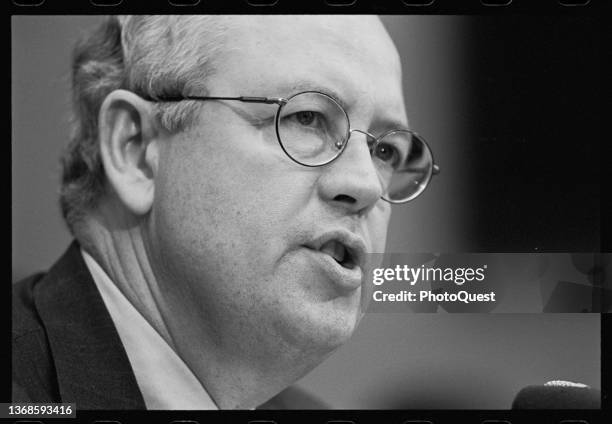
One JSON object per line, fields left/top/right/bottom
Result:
{"left": 318, "top": 240, "right": 357, "bottom": 270}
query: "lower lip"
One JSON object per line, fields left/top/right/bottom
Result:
{"left": 301, "top": 247, "right": 363, "bottom": 292}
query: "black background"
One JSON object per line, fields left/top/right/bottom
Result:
{"left": 470, "top": 16, "right": 601, "bottom": 252}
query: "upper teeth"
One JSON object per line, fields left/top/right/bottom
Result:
{"left": 319, "top": 240, "right": 346, "bottom": 263}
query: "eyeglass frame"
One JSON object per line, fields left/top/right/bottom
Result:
{"left": 144, "top": 90, "right": 440, "bottom": 204}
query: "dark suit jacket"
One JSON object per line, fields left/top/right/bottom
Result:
{"left": 12, "top": 241, "right": 326, "bottom": 409}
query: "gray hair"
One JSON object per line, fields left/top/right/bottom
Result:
{"left": 60, "top": 15, "right": 226, "bottom": 232}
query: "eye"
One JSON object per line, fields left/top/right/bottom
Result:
{"left": 375, "top": 142, "right": 401, "bottom": 168}
{"left": 291, "top": 110, "right": 321, "bottom": 127}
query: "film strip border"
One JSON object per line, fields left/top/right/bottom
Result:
{"left": 8, "top": 0, "right": 605, "bottom": 14}
{"left": 7, "top": 1, "right": 610, "bottom": 420}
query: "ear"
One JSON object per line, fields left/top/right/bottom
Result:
{"left": 98, "top": 89, "right": 161, "bottom": 216}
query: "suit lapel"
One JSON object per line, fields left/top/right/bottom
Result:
{"left": 34, "top": 241, "right": 146, "bottom": 409}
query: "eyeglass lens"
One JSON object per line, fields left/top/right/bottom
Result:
{"left": 276, "top": 91, "right": 434, "bottom": 202}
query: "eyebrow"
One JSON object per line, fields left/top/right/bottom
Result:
{"left": 278, "top": 80, "right": 350, "bottom": 111}
{"left": 373, "top": 116, "right": 411, "bottom": 133}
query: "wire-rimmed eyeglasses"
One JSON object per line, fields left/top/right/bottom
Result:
{"left": 147, "top": 90, "right": 439, "bottom": 204}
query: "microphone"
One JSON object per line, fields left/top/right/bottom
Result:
{"left": 512, "top": 380, "right": 601, "bottom": 409}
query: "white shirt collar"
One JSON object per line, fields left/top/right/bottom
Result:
{"left": 81, "top": 248, "right": 218, "bottom": 410}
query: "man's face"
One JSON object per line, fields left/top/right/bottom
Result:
{"left": 147, "top": 16, "right": 406, "bottom": 367}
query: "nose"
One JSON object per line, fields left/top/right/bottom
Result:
{"left": 316, "top": 129, "right": 383, "bottom": 215}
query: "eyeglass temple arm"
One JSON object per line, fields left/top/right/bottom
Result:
{"left": 149, "top": 95, "right": 287, "bottom": 105}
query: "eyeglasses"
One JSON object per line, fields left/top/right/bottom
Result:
{"left": 148, "top": 90, "right": 439, "bottom": 203}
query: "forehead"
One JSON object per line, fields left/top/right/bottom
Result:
{"left": 200, "top": 15, "right": 406, "bottom": 126}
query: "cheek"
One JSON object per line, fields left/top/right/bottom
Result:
{"left": 149, "top": 123, "right": 316, "bottom": 283}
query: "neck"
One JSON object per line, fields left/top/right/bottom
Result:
{"left": 76, "top": 199, "right": 318, "bottom": 409}
{"left": 78, "top": 202, "right": 175, "bottom": 348}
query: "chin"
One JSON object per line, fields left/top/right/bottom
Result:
{"left": 276, "top": 297, "right": 362, "bottom": 357}
{"left": 311, "top": 316, "right": 359, "bottom": 350}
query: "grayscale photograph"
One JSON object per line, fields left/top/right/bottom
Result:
{"left": 12, "top": 15, "right": 602, "bottom": 410}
